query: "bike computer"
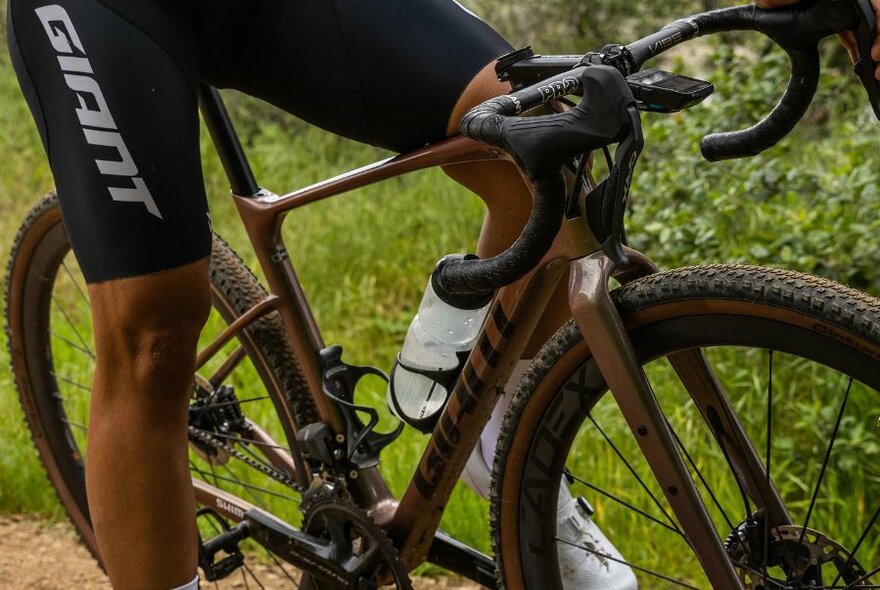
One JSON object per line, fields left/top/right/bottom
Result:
{"left": 627, "top": 69, "right": 714, "bottom": 113}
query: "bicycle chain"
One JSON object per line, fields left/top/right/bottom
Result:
{"left": 188, "top": 426, "right": 305, "bottom": 493}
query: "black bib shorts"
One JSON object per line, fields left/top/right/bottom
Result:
{"left": 7, "top": 0, "right": 511, "bottom": 283}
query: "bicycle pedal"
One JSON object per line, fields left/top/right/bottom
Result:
{"left": 202, "top": 552, "right": 244, "bottom": 582}
{"left": 197, "top": 509, "right": 250, "bottom": 582}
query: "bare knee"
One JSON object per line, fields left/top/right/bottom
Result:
{"left": 88, "top": 258, "right": 211, "bottom": 407}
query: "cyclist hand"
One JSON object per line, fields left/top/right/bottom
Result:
{"left": 756, "top": 0, "right": 880, "bottom": 81}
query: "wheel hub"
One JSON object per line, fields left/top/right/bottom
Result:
{"left": 188, "top": 385, "right": 248, "bottom": 465}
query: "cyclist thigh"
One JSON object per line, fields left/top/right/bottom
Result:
{"left": 8, "top": 0, "right": 211, "bottom": 284}
{"left": 8, "top": 0, "right": 510, "bottom": 283}
{"left": 193, "top": 0, "right": 513, "bottom": 153}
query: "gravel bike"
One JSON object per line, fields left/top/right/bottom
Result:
{"left": 7, "top": 0, "right": 880, "bottom": 588}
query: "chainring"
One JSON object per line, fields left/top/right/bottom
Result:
{"left": 299, "top": 491, "right": 412, "bottom": 589}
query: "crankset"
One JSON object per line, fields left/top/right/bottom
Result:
{"left": 299, "top": 489, "right": 412, "bottom": 589}
{"left": 193, "top": 489, "right": 411, "bottom": 588}
{"left": 725, "top": 518, "right": 871, "bottom": 589}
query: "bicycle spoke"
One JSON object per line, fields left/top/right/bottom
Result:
{"left": 555, "top": 536, "right": 701, "bottom": 589}
{"left": 224, "top": 462, "right": 299, "bottom": 504}
{"left": 268, "top": 550, "right": 301, "bottom": 587}
{"left": 61, "top": 418, "right": 87, "bottom": 431}
{"left": 48, "top": 329, "right": 96, "bottom": 360}
{"left": 190, "top": 462, "right": 288, "bottom": 502}
{"left": 196, "top": 396, "right": 272, "bottom": 410}
{"left": 192, "top": 459, "right": 221, "bottom": 491}
{"left": 190, "top": 463, "right": 298, "bottom": 504}
{"left": 50, "top": 294, "right": 94, "bottom": 356}
{"left": 667, "top": 416, "right": 736, "bottom": 532}
{"left": 588, "top": 414, "right": 683, "bottom": 535}
{"left": 800, "top": 585, "right": 880, "bottom": 589}
{"left": 61, "top": 260, "right": 91, "bottom": 311}
{"left": 190, "top": 427, "right": 290, "bottom": 490}
{"left": 763, "top": 350, "right": 774, "bottom": 583}
{"left": 843, "top": 564, "right": 880, "bottom": 590}
{"left": 191, "top": 428, "right": 292, "bottom": 454}
{"left": 798, "top": 377, "right": 853, "bottom": 549}
{"left": 230, "top": 434, "right": 289, "bottom": 471}
{"left": 239, "top": 565, "right": 253, "bottom": 590}
{"left": 732, "top": 563, "right": 789, "bottom": 590}
{"left": 51, "top": 372, "right": 91, "bottom": 393}
{"left": 832, "top": 503, "right": 880, "bottom": 587}
{"left": 209, "top": 346, "right": 247, "bottom": 388}
{"left": 564, "top": 469, "right": 684, "bottom": 537}
{"left": 220, "top": 463, "right": 279, "bottom": 507}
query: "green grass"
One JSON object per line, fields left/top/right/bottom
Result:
{"left": 1, "top": 18, "right": 880, "bottom": 586}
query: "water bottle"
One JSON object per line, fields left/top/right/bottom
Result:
{"left": 387, "top": 273, "right": 490, "bottom": 432}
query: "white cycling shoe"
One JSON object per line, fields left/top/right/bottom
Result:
{"left": 556, "top": 487, "right": 638, "bottom": 590}
{"left": 462, "top": 445, "right": 638, "bottom": 590}
{"left": 461, "top": 360, "right": 637, "bottom": 589}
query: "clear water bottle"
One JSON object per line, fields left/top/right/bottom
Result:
{"left": 387, "top": 275, "right": 490, "bottom": 432}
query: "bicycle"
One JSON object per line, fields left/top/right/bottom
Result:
{"left": 7, "top": 0, "right": 880, "bottom": 588}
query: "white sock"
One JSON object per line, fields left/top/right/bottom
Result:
{"left": 461, "top": 359, "right": 532, "bottom": 498}
{"left": 170, "top": 575, "right": 199, "bottom": 590}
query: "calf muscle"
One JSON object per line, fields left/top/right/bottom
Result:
{"left": 86, "top": 257, "right": 210, "bottom": 590}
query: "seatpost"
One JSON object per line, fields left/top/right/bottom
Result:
{"left": 198, "top": 84, "right": 261, "bottom": 197}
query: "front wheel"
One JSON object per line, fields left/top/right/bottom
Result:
{"left": 494, "top": 265, "right": 880, "bottom": 589}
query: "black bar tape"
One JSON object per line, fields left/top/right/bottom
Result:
{"left": 701, "top": 46, "right": 820, "bottom": 161}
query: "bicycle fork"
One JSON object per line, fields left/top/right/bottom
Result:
{"left": 569, "top": 250, "right": 788, "bottom": 590}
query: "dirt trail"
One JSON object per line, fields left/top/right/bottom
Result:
{"left": 0, "top": 516, "right": 482, "bottom": 589}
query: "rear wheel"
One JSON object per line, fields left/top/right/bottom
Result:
{"left": 6, "top": 193, "right": 319, "bottom": 587}
{"left": 494, "top": 265, "right": 880, "bottom": 589}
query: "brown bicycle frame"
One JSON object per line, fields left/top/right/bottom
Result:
{"left": 192, "top": 85, "right": 783, "bottom": 589}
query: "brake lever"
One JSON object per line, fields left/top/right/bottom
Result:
{"left": 851, "top": 0, "right": 880, "bottom": 120}
{"left": 585, "top": 106, "right": 644, "bottom": 267}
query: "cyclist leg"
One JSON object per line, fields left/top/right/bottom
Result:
{"left": 87, "top": 262, "right": 210, "bottom": 590}
{"left": 8, "top": 0, "right": 210, "bottom": 587}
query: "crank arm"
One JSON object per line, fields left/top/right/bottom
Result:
{"left": 246, "top": 508, "right": 367, "bottom": 589}
{"left": 192, "top": 479, "right": 368, "bottom": 589}
{"left": 569, "top": 250, "right": 743, "bottom": 589}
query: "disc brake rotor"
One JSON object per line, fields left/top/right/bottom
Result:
{"left": 728, "top": 523, "right": 870, "bottom": 589}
